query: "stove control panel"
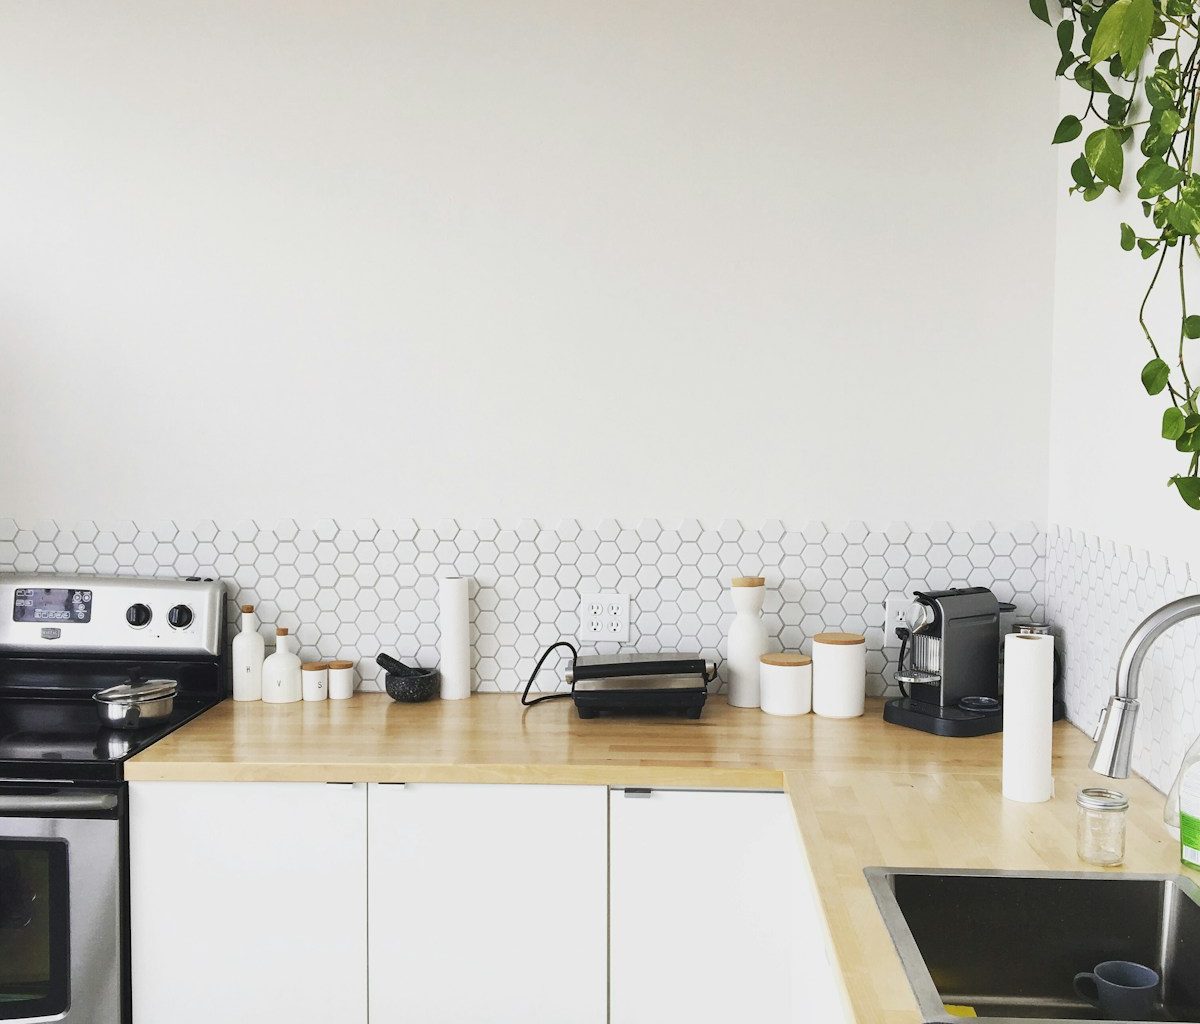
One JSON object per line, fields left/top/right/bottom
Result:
{"left": 0, "top": 574, "right": 223, "bottom": 656}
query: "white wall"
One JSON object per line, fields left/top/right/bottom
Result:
{"left": 1048, "top": 86, "right": 1200, "bottom": 565}
{"left": 1047, "top": 76, "right": 1200, "bottom": 788}
{"left": 0, "top": 1, "right": 1057, "bottom": 525}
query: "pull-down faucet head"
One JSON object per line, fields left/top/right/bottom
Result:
{"left": 1090, "top": 595, "right": 1200, "bottom": 778}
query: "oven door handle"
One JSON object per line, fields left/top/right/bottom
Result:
{"left": 0, "top": 792, "right": 119, "bottom": 815}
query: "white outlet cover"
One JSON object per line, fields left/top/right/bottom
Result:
{"left": 578, "top": 592, "right": 630, "bottom": 643}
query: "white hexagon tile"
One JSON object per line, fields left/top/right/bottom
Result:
{"left": 0, "top": 518, "right": 1044, "bottom": 699}
{"left": 1047, "top": 525, "right": 1200, "bottom": 793}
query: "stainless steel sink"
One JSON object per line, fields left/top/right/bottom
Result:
{"left": 865, "top": 868, "right": 1200, "bottom": 1023}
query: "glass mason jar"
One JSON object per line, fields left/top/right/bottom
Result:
{"left": 1076, "top": 787, "right": 1129, "bottom": 866}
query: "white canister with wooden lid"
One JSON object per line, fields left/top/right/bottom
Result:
{"left": 727, "top": 576, "right": 768, "bottom": 708}
{"left": 301, "top": 662, "right": 328, "bottom": 702}
{"left": 759, "top": 653, "right": 812, "bottom": 716}
{"left": 327, "top": 660, "right": 356, "bottom": 700}
{"left": 811, "top": 632, "right": 866, "bottom": 718}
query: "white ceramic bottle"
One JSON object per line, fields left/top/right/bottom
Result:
{"left": 261, "top": 627, "right": 302, "bottom": 704}
{"left": 232, "top": 603, "right": 265, "bottom": 701}
{"left": 727, "top": 576, "right": 768, "bottom": 708}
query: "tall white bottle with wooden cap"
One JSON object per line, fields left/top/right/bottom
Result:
{"left": 727, "top": 576, "right": 768, "bottom": 708}
{"left": 261, "top": 627, "right": 302, "bottom": 704}
{"left": 232, "top": 603, "right": 265, "bottom": 701}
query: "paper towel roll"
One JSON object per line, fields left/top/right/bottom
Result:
{"left": 1002, "top": 632, "right": 1055, "bottom": 803}
{"left": 438, "top": 575, "right": 471, "bottom": 700}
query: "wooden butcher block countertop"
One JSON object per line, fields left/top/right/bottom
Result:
{"left": 127, "top": 694, "right": 1198, "bottom": 1024}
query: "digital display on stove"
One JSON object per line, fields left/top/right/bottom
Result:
{"left": 13, "top": 588, "right": 92, "bottom": 624}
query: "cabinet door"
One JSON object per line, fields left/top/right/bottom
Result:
{"left": 130, "top": 781, "right": 367, "bottom": 1024}
{"left": 368, "top": 783, "right": 607, "bottom": 1024}
{"left": 610, "top": 788, "right": 844, "bottom": 1024}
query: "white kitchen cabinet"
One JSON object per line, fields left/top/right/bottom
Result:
{"left": 610, "top": 788, "right": 845, "bottom": 1024}
{"left": 367, "top": 782, "right": 607, "bottom": 1024}
{"left": 129, "top": 781, "right": 368, "bottom": 1024}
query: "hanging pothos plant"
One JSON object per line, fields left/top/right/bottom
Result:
{"left": 1032, "top": 0, "right": 1200, "bottom": 507}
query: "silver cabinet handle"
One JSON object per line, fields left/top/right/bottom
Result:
{"left": 623, "top": 788, "right": 653, "bottom": 798}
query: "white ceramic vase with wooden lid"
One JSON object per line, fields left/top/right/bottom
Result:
{"left": 811, "top": 631, "right": 866, "bottom": 718}
{"left": 727, "top": 576, "right": 768, "bottom": 708}
{"left": 261, "top": 628, "right": 302, "bottom": 704}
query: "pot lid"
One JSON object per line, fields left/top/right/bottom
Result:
{"left": 94, "top": 679, "right": 178, "bottom": 704}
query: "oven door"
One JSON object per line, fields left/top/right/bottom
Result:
{"left": 0, "top": 789, "right": 121, "bottom": 1024}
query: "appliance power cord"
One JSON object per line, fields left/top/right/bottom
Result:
{"left": 895, "top": 626, "right": 910, "bottom": 699}
{"left": 521, "top": 640, "right": 579, "bottom": 706}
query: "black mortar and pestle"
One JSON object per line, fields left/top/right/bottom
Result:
{"left": 376, "top": 653, "right": 439, "bottom": 703}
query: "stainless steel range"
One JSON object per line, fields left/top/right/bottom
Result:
{"left": 0, "top": 574, "right": 227, "bottom": 1024}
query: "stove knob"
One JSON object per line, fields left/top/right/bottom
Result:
{"left": 126, "top": 603, "right": 152, "bottom": 628}
{"left": 167, "top": 604, "right": 193, "bottom": 630}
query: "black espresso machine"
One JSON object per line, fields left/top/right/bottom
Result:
{"left": 883, "top": 587, "right": 1063, "bottom": 738}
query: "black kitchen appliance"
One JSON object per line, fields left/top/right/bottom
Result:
{"left": 0, "top": 573, "right": 228, "bottom": 1023}
{"left": 566, "top": 652, "right": 715, "bottom": 719}
{"left": 883, "top": 587, "right": 1006, "bottom": 738}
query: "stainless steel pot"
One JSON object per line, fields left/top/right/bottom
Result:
{"left": 92, "top": 679, "right": 177, "bottom": 730}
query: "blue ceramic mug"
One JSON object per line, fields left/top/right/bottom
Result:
{"left": 1073, "top": 960, "right": 1159, "bottom": 1018}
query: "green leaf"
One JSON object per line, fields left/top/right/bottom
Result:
{"left": 1172, "top": 475, "right": 1200, "bottom": 508}
{"left": 1057, "top": 19, "right": 1074, "bottom": 53}
{"left": 1139, "top": 238, "right": 1160, "bottom": 258}
{"left": 1157, "top": 108, "right": 1182, "bottom": 135}
{"left": 1053, "top": 115, "right": 1083, "bottom": 144}
{"left": 1121, "top": 222, "right": 1137, "bottom": 250}
{"left": 1142, "top": 357, "right": 1171, "bottom": 394}
{"left": 1167, "top": 197, "right": 1200, "bottom": 234}
{"left": 1136, "top": 157, "right": 1184, "bottom": 198}
{"left": 1164, "top": 407, "right": 1187, "bottom": 439}
{"left": 1186, "top": 315, "right": 1200, "bottom": 338}
{"left": 1108, "top": 94, "right": 1130, "bottom": 123}
{"left": 1142, "top": 127, "right": 1173, "bottom": 158}
{"left": 1030, "top": 0, "right": 1051, "bottom": 24}
{"left": 1146, "top": 71, "right": 1176, "bottom": 109}
{"left": 1083, "top": 184, "right": 1108, "bottom": 201}
{"left": 1071, "top": 156, "right": 1096, "bottom": 188}
{"left": 1090, "top": 0, "right": 1154, "bottom": 71}
{"left": 1085, "top": 127, "right": 1124, "bottom": 188}
{"left": 1057, "top": 51, "right": 1076, "bottom": 77}
{"left": 1075, "top": 63, "right": 1113, "bottom": 94}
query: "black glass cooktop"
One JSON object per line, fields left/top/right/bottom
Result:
{"left": 0, "top": 694, "right": 219, "bottom": 782}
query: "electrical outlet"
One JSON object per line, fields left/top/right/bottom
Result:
{"left": 883, "top": 595, "right": 911, "bottom": 649}
{"left": 578, "top": 592, "right": 630, "bottom": 643}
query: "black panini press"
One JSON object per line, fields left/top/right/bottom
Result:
{"left": 567, "top": 652, "right": 715, "bottom": 719}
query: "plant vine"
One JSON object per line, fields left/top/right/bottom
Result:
{"left": 1032, "top": 0, "right": 1200, "bottom": 506}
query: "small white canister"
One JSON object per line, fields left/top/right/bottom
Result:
{"left": 811, "top": 632, "right": 866, "bottom": 718}
{"left": 327, "top": 660, "right": 356, "bottom": 700}
{"left": 759, "top": 653, "right": 812, "bottom": 716}
{"left": 301, "top": 662, "right": 329, "bottom": 702}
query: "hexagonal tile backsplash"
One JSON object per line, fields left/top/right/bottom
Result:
{"left": 1048, "top": 525, "right": 1200, "bottom": 793}
{"left": 0, "top": 517, "right": 1044, "bottom": 697}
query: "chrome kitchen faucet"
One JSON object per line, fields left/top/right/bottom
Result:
{"left": 1090, "top": 594, "right": 1200, "bottom": 832}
